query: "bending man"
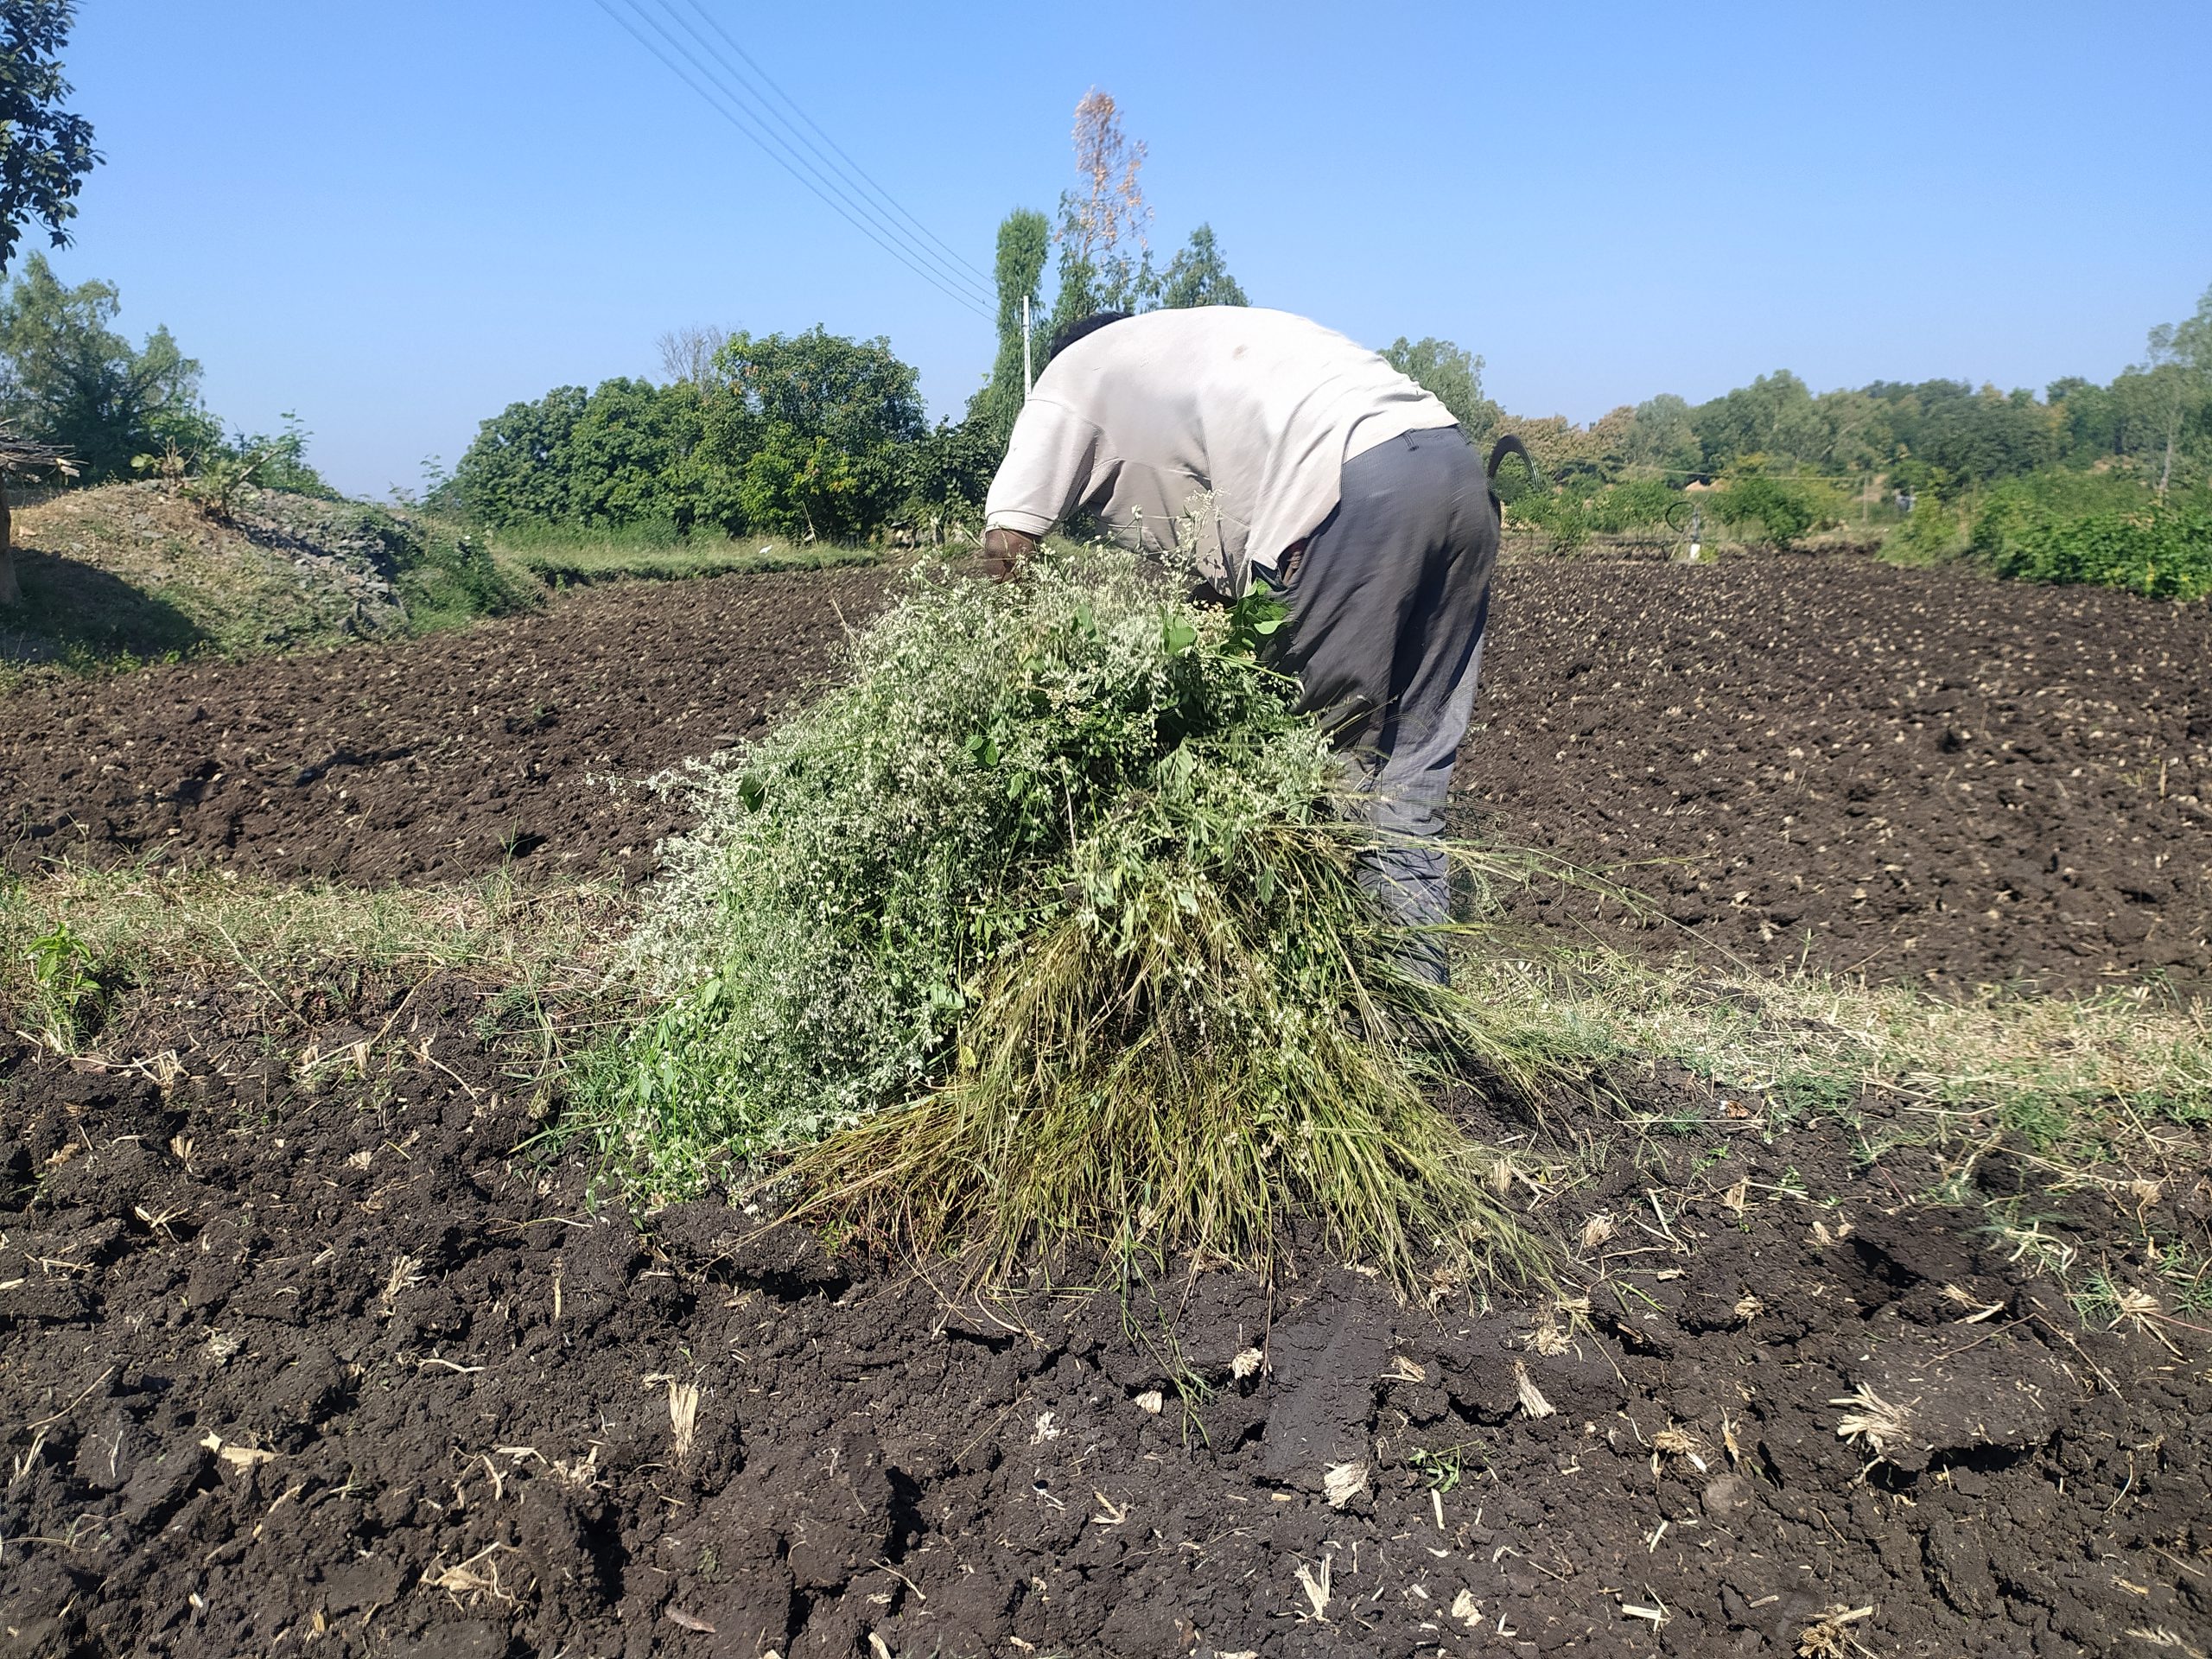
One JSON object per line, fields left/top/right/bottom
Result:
{"left": 982, "top": 307, "right": 1501, "bottom": 984}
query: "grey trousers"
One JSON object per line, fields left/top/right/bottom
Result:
{"left": 1266, "top": 425, "right": 1499, "bottom": 983}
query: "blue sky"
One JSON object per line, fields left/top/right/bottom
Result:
{"left": 48, "top": 0, "right": 2212, "bottom": 498}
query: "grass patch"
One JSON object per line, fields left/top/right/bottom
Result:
{"left": 487, "top": 520, "right": 881, "bottom": 586}
{"left": 1465, "top": 949, "right": 2211, "bottom": 1158}
{"left": 574, "top": 548, "right": 1547, "bottom": 1286}
{"left": 0, "top": 861, "right": 625, "bottom": 1057}
{"left": 8, "top": 853, "right": 2200, "bottom": 1310}
{"left": 0, "top": 485, "right": 541, "bottom": 680}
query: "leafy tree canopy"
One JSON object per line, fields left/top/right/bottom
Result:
{"left": 715, "top": 326, "right": 925, "bottom": 457}
{"left": 1158, "top": 226, "right": 1249, "bottom": 310}
{"left": 1382, "top": 336, "right": 1499, "bottom": 442}
{"left": 0, "top": 252, "right": 215, "bottom": 479}
{"left": 980, "top": 208, "right": 1050, "bottom": 442}
{"left": 0, "top": 0, "right": 98, "bottom": 276}
{"left": 448, "top": 385, "right": 589, "bottom": 526}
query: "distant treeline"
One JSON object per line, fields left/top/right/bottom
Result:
{"left": 437, "top": 328, "right": 993, "bottom": 543}
{"left": 438, "top": 92, "right": 2211, "bottom": 582}
{"left": 1376, "top": 289, "right": 2212, "bottom": 600}
{"left": 439, "top": 280, "right": 2211, "bottom": 582}
{"left": 1493, "top": 372, "right": 2160, "bottom": 494}
{"left": 437, "top": 203, "right": 1253, "bottom": 543}
{"left": 3, "top": 229, "right": 2202, "bottom": 601}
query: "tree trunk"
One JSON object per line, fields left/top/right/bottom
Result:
{"left": 2159, "top": 376, "right": 2183, "bottom": 498}
{"left": 0, "top": 474, "right": 16, "bottom": 607}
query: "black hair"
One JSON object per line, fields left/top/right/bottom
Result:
{"left": 1047, "top": 310, "right": 1132, "bottom": 362}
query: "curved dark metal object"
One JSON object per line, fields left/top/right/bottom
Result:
{"left": 1485, "top": 434, "right": 1535, "bottom": 482}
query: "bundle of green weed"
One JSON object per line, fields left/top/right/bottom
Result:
{"left": 593, "top": 548, "right": 1541, "bottom": 1282}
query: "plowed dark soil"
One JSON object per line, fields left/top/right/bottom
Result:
{"left": 2, "top": 555, "right": 2206, "bottom": 990}
{"left": 0, "top": 568, "right": 891, "bottom": 889}
{"left": 1460, "top": 554, "right": 2212, "bottom": 991}
{"left": 4, "top": 979, "right": 2208, "bottom": 1658}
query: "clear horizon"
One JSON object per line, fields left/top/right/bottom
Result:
{"left": 42, "top": 0, "right": 2212, "bottom": 499}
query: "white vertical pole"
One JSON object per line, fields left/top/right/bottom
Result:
{"left": 1022, "top": 295, "right": 1033, "bottom": 397}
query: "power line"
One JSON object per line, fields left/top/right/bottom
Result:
{"left": 638, "top": 0, "right": 993, "bottom": 309}
{"left": 672, "top": 0, "right": 993, "bottom": 291}
{"left": 593, "top": 0, "right": 991, "bottom": 320}
{"left": 599, "top": 0, "right": 989, "bottom": 316}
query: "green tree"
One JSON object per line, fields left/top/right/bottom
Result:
{"left": 2142, "top": 283, "right": 2212, "bottom": 495}
{"left": 904, "top": 415, "right": 999, "bottom": 536}
{"left": 1808, "top": 385, "right": 1891, "bottom": 478}
{"left": 1914, "top": 385, "right": 2056, "bottom": 494}
{"left": 738, "top": 426, "right": 859, "bottom": 542}
{"left": 1621, "top": 393, "right": 1702, "bottom": 476}
{"left": 2048, "top": 376, "right": 2121, "bottom": 467}
{"left": 563, "top": 376, "right": 705, "bottom": 528}
{"left": 0, "top": 1, "right": 99, "bottom": 276}
{"left": 651, "top": 380, "right": 747, "bottom": 535}
{"left": 1381, "top": 336, "right": 1499, "bottom": 442}
{"left": 981, "top": 208, "right": 1049, "bottom": 443}
{"left": 0, "top": 252, "right": 216, "bottom": 480}
{"left": 1691, "top": 371, "right": 1830, "bottom": 473}
{"left": 1157, "top": 224, "right": 1248, "bottom": 309}
{"left": 708, "top": 326, "right": 925, "bottom": 539}
{"left": 448, "top": 385, "right": 588, "bottom": 525}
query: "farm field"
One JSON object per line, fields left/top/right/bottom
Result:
{"left": 1467, "top": 552, "right": 2212, "bottom": 991}
{"left": 3, "top": 552, "right": 2209, "bottom": 1658}
{"left": 4, "top": 550, "right": 2206, "bottom": 990}
{"left": 4, "top": 7, "right": 2208, "bottom": 1656}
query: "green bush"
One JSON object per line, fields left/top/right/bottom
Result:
{"left": 1972, "top": 480, "right": 2212, "bottom": 600}
{"left": 1503, "top": 488, "right": 1591, "bottom": 552}
{"left": 1889, "top": 495, "right": 1964, "bottom": 563}
{"left": 1583, "top": 478, "right": 1681, "bottom": 535}
{"left": 580, "top": 550, "right": 1544, "bottom": 1282}
{"left": 339, "top": 506, "right": 538, "bottom": 632}
{"left": 396, "top": 527, "right": 537, "bottom": 626}
{"left": 1711, "top": 475, "right": 1832, "bottom": 548}
{"left": 1503, "top": 477, "right": 1687, "bottom": 547}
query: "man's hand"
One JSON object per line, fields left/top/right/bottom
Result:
{"left": 980, "top": 527, "right": 1038, "bottom": 582}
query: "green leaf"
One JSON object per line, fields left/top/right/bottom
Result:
{"left": 1162, "top": 618, "right": 1198, "bottom": 656}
